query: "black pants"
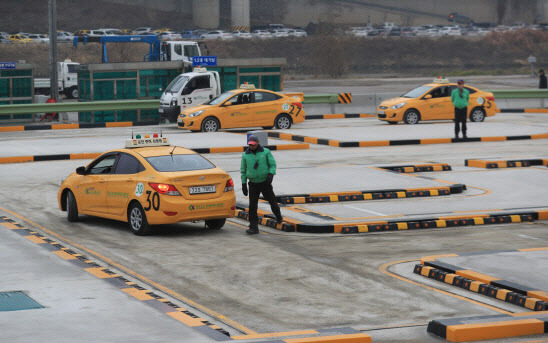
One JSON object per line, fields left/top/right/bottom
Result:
{"left": 248, "top": 181, "right": 281, "bottom": 229}
{"left": 454, "top": 107, "right": 467, "bottom": 136}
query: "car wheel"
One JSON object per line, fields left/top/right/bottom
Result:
{"left": 66, "top": 190, "right": 79, "bottom": 222}
{"left": 262, "top": 126, "right": 274, "bottom": 130}
{"left": 275, "top": 114, "right": 292, "bottom": 129}
{"left": 70, "top": 87, "right": 79, "bottom": 99}
{"left": 201, "top": 117, "right": 220, "bottom": 132}
{"left": 469, "top": 107, "right": 486, "bottom": 122}
{"left": 128, "top": 202, "right": 151, "bottom": 236}
{"left": 205, "top": 218, "right": 226, "bottom": 230}
{"left": 403, "top": 109, "right": 420, "bottom": 124}
{"left": 387, "top": 121, "right": 398, "bottom": 125}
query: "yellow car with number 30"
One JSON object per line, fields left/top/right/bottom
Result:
{"left": 58, "top": 135, "right": 236, "bottom": 235}
{"left": 377, "top": 77, "right": 498, "bottom": 124}
{"left": 178, "top": 84, "right": 305, "bottom": 132}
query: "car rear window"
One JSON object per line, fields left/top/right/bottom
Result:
{"left": 145, "top": 154, "right": 215, "bottom": 172}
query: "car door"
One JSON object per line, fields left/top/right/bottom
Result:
{"left": 107, "top": 153, "right": 146, "bottom": 217}
{"left": 182, "top": 75, "right": 214, "bottom": 108}
{"left": 220, "top": 92, "right": 255, "bottom": 128}
{"left": 76, "top": 153, "right": 117, "bottom": 214}
{"left": 421, "top": 86, "right": 452, "bottom": 120}
{"left": 252, "top": 91, "right": 285, "bottom": 126}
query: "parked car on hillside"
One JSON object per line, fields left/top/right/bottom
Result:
{"left": 27, "top": 34, "right": 49, "bottom": 43}
{"left": 0, "top": 36, "right": 10, "bottom": 44}
{"left": 88, "top": 30, "right": 116, "bottom": 37}
{"left": 251, "top": 30, "right": 272, "bottom": 39}
{"left": 133, "top": 27, "right": 153, "bottom": 35}
{"left": 400, "top": 27, "right": 415, "bottom": 36}
{"left": 9, "top": 34, "right": 31, "bottom": 43}
{"left": 181, "top": 30, "right": 203, "bottom": 39}
{"left": 439, "top": 26, "right": 462, "bottom": 36}
{"left": 270, "top": 29, "right": 289, "bottom": 38}
{"left": 201, "top": 30, "right": 233, "bottom": 40}
{"left": 57, "top": 31, "right": 74, "bottom": 42}
{"left": 232, "top": 30, "right": 252, "bottom": 38}
{"left": 74, "top": 30, "right": 90, "bottom": 37}
{"left": 288, "top": 29, "right": 307, "bottom": 37}
{"left": 158, "top": 31, "right": 182, "bottom": 40}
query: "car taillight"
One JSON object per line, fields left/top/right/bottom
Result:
{"left": 224, "top": 179, "right": 234, "bottom": 192}
{"left": 149, "top": 183, "right": 181, "bottom": 196}
{"left": 292, "top": 102, "right": 303, "bottom": 108}
{"left": 486, "top": 96, "right": 495, "bottom": 101}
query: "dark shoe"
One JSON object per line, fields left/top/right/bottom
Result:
{"left": 455, "top": 134, "right": 459, "bottom": 140}
{"left": 276, "top": 215, "right": 283, "bottom": 224}
{"left": 463, "top": 134, "right": 468, "bottom": 139}
{"left": 246, "top": 227, "right": 259, "bottom": 235}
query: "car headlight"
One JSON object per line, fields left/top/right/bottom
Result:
{"left": 390, "top": 102, "right": 406, "bottom": 109}
{"left": 170, "top": 99, "right": 177, "bottom": 107}
{"left": 187, "top": 110, "right": 204, "bottom": 117}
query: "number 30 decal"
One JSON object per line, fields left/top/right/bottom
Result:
{"left": 144, "top": 191, "right": 160, "bottom": 211}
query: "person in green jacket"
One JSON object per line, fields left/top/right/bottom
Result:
{"left": 451, "top": 79, "right": 470, "bottom": 139}
{"left": 240, "top": 134, "right": 283, "bottom": 234}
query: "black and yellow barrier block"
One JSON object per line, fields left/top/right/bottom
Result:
{"left": 305, "top": 113, "right": 375, "bottom": 120}
{"left": 275, "top": 184, "right": 464, "bottom": 205}
{"left": 0, "top": 144, "right": 309, "bottom": 164}
{"left": 465, "top": 158, "right": 548, "bottom": 169}
{"left": 0, "top": 121, "right": 159, "bottom": 132}
{"left": 427, "top": 312, "right": 548, "bottom": 342}
{"left": 380, "top": 163, "right": 452, "bottom": 173}
{"left": 338, "top": 93, "right": 352, "bottom": 103}
{"left": 414, "top": 247, "right": 548, "bottom": 312}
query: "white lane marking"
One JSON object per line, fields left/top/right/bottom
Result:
{"left": 343, "top": 205, "right": 386, "bottom": 216}
{"left": 517, "top": 234, "right": 539, "bottom": 240}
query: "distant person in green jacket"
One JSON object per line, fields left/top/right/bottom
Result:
{"left": 451, "top": 79, "right": 470, "bottom": 139}
{"left": 240, "top": 135, "right": 283, "bottom": 235}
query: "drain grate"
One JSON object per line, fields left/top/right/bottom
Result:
{"left": 0, "top": 291, "right": 43, "bottom": 312}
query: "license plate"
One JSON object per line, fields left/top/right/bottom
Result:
{"left": 189, "top": 185, "right": 216, "bottom": 194}
{"left": 378, "top": 111, "right": 385, "bottom": 115}
{"left": 158, "top": 108, "right": 164, "bottom": 113}
{"left": 178, "top": 118, "right": 183, "bottom": 123}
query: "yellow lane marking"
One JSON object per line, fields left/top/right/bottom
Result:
{"left": 378, "top": 259, "right": 512, "bottom": 315}
{"left": 0, "top": 206, "right": 257, "bottom": 335}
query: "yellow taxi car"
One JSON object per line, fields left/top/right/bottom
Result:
{"left": 178, "top": 84, "right": 305, "bottom": 132}
{"left": 377, "top": 77, "right": 498, "bottom": 124}
{"left": 9, "top": 34, "right": 31, "bottom": 44}
{"left": 58, "top": 134, "right": 236, "bottom": 235}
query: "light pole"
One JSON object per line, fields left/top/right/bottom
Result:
{"left": 48, "top": 0, "right": 59, "bottom": 102}
{"left": 528, "top": 55, "right": 537, "bottom": 76}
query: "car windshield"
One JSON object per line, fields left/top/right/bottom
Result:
{"left": 204, "top": 92, "right": 235, "bottom": 105}
{"left": 165, "top": 75, "right": 189, "bottom": 93}
{"left": 145, "top": 154, "right": 215, "bottom": 172}
{"left": 402, "top": 85, "right": 432, "bottom": 98}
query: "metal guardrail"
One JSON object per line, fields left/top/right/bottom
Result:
{"left": 0, "top": 95, "right": 343, "bottom": 116}
{"left": 486, "top": 89, "right": 548, "bottom": 99}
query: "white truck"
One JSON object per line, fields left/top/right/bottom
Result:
{"left": 34, "top": 59, "right": 80, "bottom": 98}
{"left": 158, "top": 67, "right": 222, "bottom": 122}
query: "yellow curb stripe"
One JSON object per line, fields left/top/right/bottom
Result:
{"left": 53, "top": 250, "right": 77, "bottom": 260}
{"left": 233, "top": 330, "right": 319, "bottom": 340}
{"left": 0, "top": 126, "right": 25, "bottom": 132}
{"left": 447, "top": 319, "right": 544, "bottom": 342}
{"left": 285, "top": 333, "right": 371, "bottom": 343}
{"left": 84, "top": 267, "right": 117, "bottom": 279}
{"left": 25, "top": 235, "right": 46, "bottom": 244}
{"left": 122, "top": 287, "right": 155, "bottom": 301}
{"left": 166, "top": 311, "right": 207, "bottom": 327}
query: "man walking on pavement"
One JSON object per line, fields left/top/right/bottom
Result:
{"left": 241, "top": 134, "right": 283, "bottom": 234}
{"left": 451, "top": 79, "right": 470, "bottom": 140}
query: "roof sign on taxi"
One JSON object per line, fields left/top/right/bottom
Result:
{"left": 239, "top": 82, "right": 256, "bottom": 90}
{"left": 125, "top": 133, "right": 170, "bottom": 148}
{"left": 433, "top": 76, "right": 450, "bottom": 84}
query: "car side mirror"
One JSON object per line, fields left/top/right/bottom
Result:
{"left": 76, "top": 166, "right": 86, "bottom": 175}
{"left": 224, "top": 101, "right": 232, "bottom": 106}
{"left": 423, "top": 94, "right": 432, "bottom": 99}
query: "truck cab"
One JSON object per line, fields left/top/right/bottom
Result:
{"left": 159, "top": 67, "right": 221, "bottom": 122}
{"left": 34, "top": 59, "right": 80, "bottom": 98}
{"left": 161, "top": 41, "right": 201, "bottom": 63}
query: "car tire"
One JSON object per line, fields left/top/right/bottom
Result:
{"left": 262, "top": 126, "right": 274, "bottom": 130}
{"left": 387, "top": 121, "right": 398, "bottom": 125}
{"left": 128, "top": 202, "right": 151, "bottom": 236}
{"left": 469, "top": 107, "right": 486, "bottom": 122}
{"left": 201, "top": 117, "right": 220, "bottom": 132}
{"left": 66, "top": 190, "right": 79, "bottom": 222}
{"left": 205, "top": 218, "right": 226, "bottom": 230}
{"left": 403, "top": 109, "right": 420, "bottom": 124}
{"left": 70, "top": 87, "right": 79, "bottom": 99}
{"left": 275, "top": 114, "right": 292, "bottom": 129}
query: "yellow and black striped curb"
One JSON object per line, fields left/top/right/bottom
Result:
{"left": 380, "top": 163, "right": 452, "bottom": 173}
{"left": 415, "top": 247, "right": 548, "bottom": 312}
{"left": 0, "top": 144, "right": 309, "bottom": 164}
{"left": 465, "top": 158, "right": 548, "bottom": 169}
{"left": 338, "top": 93, "right": 352, "bottom": 103}
{"left": 235, "top": 208, "right": 548, "bottom": 234}
{"left": 0, "top": 216, "right": 231, "bottom": 340}
{"left": 267, "top": 132, "right": 548, "bottom": 148}
{"left": 0, "top": 121, "right": 158, "bottom": 132}
{"left": 500, "top": 108, "right": 548, "bottom": 113}
{"left": 305, "top": 113, "right": 375, "bottom": 120}
{"left": 427, "top": 312, "right": 548, "bottom": 342}
{"left": 275, "top": 184, "right": 465, "bottom": 205}
{"left": 240, "top": 332, "right": 372, "bottom": 343}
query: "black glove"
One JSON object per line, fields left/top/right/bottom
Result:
{"left": 266, "top": 174, "right": 274, "bottom": 184}
{"left": 242, "top": 183, "right": 248, "bottom": 196}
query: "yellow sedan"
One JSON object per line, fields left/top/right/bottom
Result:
{"left": 58, "top": 135, "right": 236, "bottom": 235}
{"left": 377, "top": 78, "right": 498, "bottom": 124}
{"left": 178, "top": 84, "right": 305, "bottom": 132}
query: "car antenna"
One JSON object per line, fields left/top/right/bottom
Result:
{"left": 131, "top": 131, "right": 134, "bottom": 139}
